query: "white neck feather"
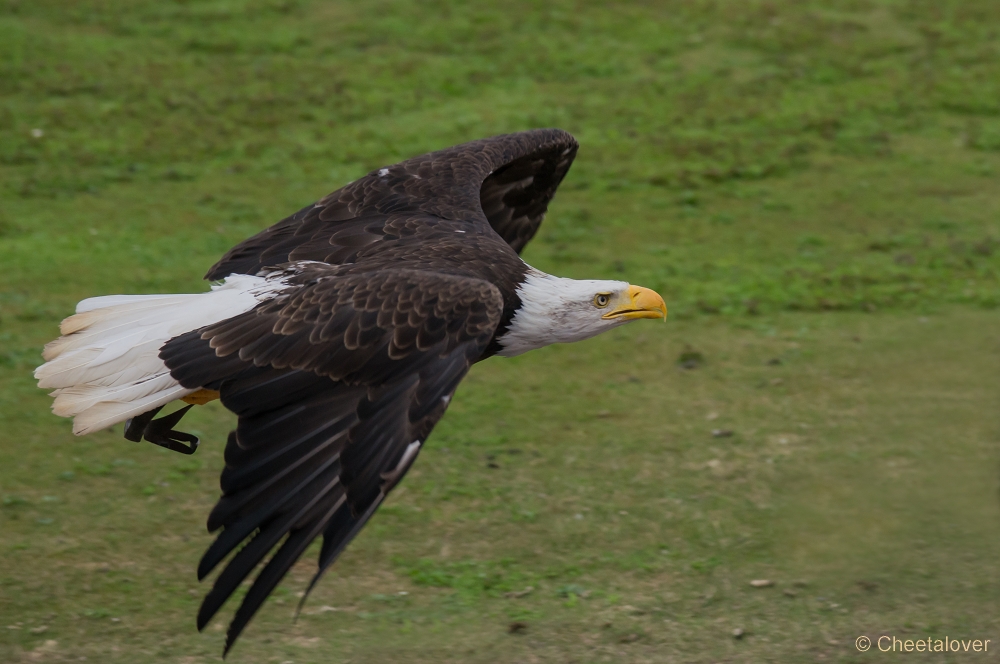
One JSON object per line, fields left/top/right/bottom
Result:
{"left": 497, "top": 268, "right": 628, "bottom": 357}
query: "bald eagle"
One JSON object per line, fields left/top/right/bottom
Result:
{"left": 35, "top": 129, "right": 666, "bottom": 653}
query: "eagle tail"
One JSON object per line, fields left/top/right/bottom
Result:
{"left": 34, "top": 274, "right": 282, "bottom": 436}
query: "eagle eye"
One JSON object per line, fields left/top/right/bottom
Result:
{"left": 594, "top": 293, "right": 611, "bottom": 308}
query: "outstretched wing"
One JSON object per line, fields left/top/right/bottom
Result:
{"left": 160, "top": 266, "right": 503, "bottom": 654}
{"left": 205, "top": 129, "right": 578, "bottom": 279}
{"left": 478, "top": 133, "right": 578, "bottom": 252}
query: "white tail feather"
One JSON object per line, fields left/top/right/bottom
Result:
{"left": 36, "top": 274, "right": 286, "bottom": 436}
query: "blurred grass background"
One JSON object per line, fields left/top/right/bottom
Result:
{"left": 1, "top": 1, "right": 999, "bottom": 662}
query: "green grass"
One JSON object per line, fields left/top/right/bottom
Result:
{"left": 2, "top": 1, "right": 999, "bottom": 661}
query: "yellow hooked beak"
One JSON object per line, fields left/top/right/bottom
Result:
{"left": 602, "top": 285, "right": 668, "bottom": 321}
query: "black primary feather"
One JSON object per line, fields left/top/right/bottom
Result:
{"left": 160, "top": 268, "right": 502, "bottom": 652}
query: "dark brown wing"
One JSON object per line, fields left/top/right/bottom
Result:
{"left": 478, "top": 134, "right": 578, "bottom": 253}
{"left": 205, "top": 129, "right": 578, "bottom": 279}
{"left": 159, "top": 266, "right": 503, "bottom": 654}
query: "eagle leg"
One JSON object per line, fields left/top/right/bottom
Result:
{"left": 125, "top": 404, "right": 200, "bottom": 455}
{"left": 124, "top": 406, "right": 163, "bottom": 442}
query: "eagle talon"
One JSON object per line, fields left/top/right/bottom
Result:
{"left": 145, "top": 429, "right": 200, "bottom": 455}
{"left": 125, "top": 404, "right": 200, "bottom": 455}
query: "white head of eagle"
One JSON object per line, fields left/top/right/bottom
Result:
{"left": 497, "top": 269, "right": 667, "bottom": 357}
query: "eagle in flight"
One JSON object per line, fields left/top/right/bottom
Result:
{"left": 35, "top": 129, "right": 667, "bottom": 653}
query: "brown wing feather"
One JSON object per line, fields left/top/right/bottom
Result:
{"left": 206, "top": 129, "right": 578, "bottom": 279}
{"left": 200, "top": 266, "right": 502, "bottom": 380}
{"left": 478, "top": 137, "right": 577, "bottom": 253}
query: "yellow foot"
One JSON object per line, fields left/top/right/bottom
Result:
{"left": 181, "top": 388, "right": 221, "bottom": 405}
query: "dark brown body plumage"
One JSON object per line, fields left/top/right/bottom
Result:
{"left": 157, "top": 129, "right": 578, "bottom": 652}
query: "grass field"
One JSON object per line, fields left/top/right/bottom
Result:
{"left": 2, "top": 1, "right": 999, "bottom": 662}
